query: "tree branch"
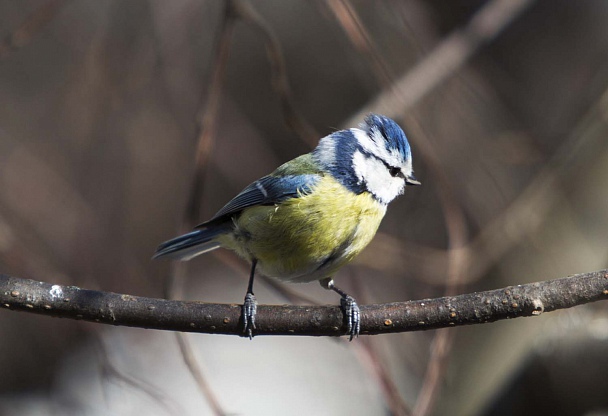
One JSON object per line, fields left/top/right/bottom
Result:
{"left": 1, "top": 270, "right": 607, "bottom": 337}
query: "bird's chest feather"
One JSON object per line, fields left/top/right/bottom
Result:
{"left": 220, "top": 176, "right": 387, "bottom": 281}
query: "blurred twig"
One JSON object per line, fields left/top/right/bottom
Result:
{"left": 165, "top": 3, "right": 239, "bottom": 415}
{"left": 412, "top": 328, "right": 454, "bottom": 416}
{"left": 343, "top": 0, "right": 534, "bottom": 128}
{"left": 233, "top": 0, "right": 319, "bottom": 146}
{"left": 353, "top": 337, "right": 412, "bottom": 416}
{"left": 94, "top": 334, "right": 183, "bottom": 416}
{"left": 0, "top": 202, "right": 69, "bottom": 281}
{"left": 0, "top": 0, "right": 67, "bottom": 60}
{"left": 173, "top": 330, "right": 226, "bottom": 416}
{"left": 350, "top": 275, "right": 412, "bottom": 416}
{"left": 3, "top": 269, "right": 607, "bottom": 336}
{"left": 405, "top": 118, "right": 469, "bottom": 416}
{"left": 324, "top": 0, "right": 394, "bottom": 88}
{"left": 185, "top": 3, "right": 238, "bottom": 226}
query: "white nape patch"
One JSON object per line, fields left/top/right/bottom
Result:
{"left": 314, "top": 134, "right": 337, "bottom": 167}
{"left": 352, "top": 150, "right": 405, "bottom": 204}
{"left": 50, "top": 284, "right": 64, "bottom": 300}
{"left": 352, "top": 129, "right": 408, "bottom": 174}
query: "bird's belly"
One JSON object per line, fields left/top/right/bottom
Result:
{"left": 218, "top": 178, "right": 387, "bottom": 282}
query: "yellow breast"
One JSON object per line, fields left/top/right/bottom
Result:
{"left": 217, "top": 176, "right": 386, "bottom": 282}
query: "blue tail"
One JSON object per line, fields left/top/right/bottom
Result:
{"left": 153, "top": 223, "right": 231, "bottom": 261}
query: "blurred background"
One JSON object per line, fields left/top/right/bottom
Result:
{"left": 1, "top": 1, "right": 608, "bottom": 415}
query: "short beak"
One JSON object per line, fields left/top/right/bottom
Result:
{"left": 406, "top": 175, "right": 421, "bottom": 186}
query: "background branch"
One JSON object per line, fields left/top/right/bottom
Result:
{"left": 0, "top": 0, "right": 66, "bottom": 60}
{"left": 343, "top": 0, "right": 533, "bottom": 127}
{"left": 2, "top": 270, "right": 606, "bottom": 337}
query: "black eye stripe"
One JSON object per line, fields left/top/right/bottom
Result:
{"left": 379, "top": 159, "right": 403, "bottom": 178}
{"left": 361, "top": 150, "right": 404, "bottom": 179}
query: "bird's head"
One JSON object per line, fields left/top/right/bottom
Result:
{"left": 313, "top": 114, "right": 420, "bottom": 205}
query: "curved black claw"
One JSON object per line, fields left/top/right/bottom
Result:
{"left": 340, "top": 295, "right": 360, "bottom": 341}
{"left": 242, "top": 293, "right": 257, "bottom": 339}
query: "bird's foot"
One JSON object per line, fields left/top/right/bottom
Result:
{"left": 340, "top": 295, "right": 360, "bottom": 341}
{"left": 242, "top": 292, "right": 257, "bottom": 339}
{"left": 320, "top": 278, "right": 361, "bottom": 341}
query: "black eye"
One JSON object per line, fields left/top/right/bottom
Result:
{"left": 389, "top": 167, "right": 402, "bottom": 177}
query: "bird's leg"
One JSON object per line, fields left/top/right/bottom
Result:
{"left": 320, "top": 278, "right": 360, "bottom": 341}
{"left": 242, "top": 259, "right": 258, "bottom": 339}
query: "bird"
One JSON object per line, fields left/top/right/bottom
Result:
{"left": 153, "top": 114, "right": 420, "bottom": 340}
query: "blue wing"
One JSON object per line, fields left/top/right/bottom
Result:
{"left": 201, "top": 174, "right": 321, "bottom": 225}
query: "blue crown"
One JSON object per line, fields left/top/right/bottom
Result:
{"left": 363, "top": 114, "right": 412, "bottom": 160}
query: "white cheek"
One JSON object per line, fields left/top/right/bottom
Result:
{"left": 353, "top": 151, "right": 404, "bottom": 204}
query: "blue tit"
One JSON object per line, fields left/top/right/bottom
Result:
{"left": 154, "top": 114, "right": 420, "bottom": 340}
